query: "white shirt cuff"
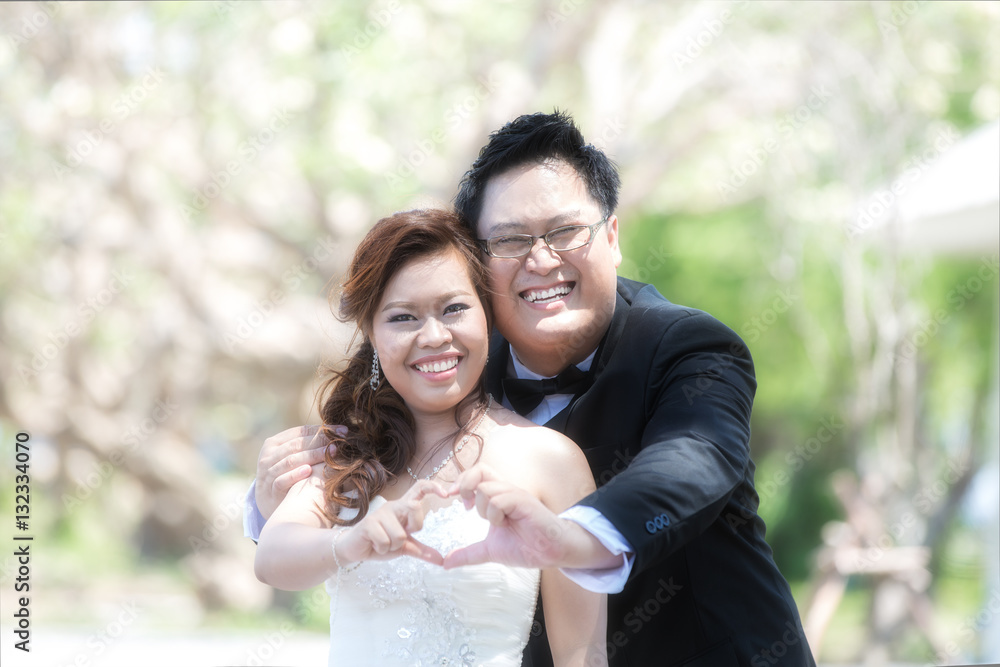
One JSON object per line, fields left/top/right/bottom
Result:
{"left": 557, "top": 505, "right": 635, "bottom": 594}
{"left": 243, "top": 481, "right": 266, "bottom": 542}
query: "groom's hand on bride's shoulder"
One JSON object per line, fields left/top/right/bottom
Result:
{"left": 255, "top": 424, "right": 344, "bottom": 518}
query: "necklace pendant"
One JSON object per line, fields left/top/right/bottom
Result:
{"left": 405, "top": 396, "right": 492, "bottom": 482}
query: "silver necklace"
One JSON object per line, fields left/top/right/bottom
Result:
{"left": 406, "top": 396, "right": 492, "bottom": 481}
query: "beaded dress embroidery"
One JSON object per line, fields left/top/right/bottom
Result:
{"left": 326, "top": 496, "right": 540, "bottom": 666}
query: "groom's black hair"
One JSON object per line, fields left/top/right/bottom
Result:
{"left": 454, "top": 110, "right": 621, "bottom": 235}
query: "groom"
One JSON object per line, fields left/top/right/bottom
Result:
{"left": 246, "top": 111, "right": 814, "bottom": 667}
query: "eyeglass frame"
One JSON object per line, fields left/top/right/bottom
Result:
{"left": 476, "top": 216, "right": 610, "bottom": 258}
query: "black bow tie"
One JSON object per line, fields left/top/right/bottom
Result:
{"left": 502, "top": 364, "right": 592, "bottom": 415}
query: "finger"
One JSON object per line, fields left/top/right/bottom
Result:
{"left": 442, "top": 541, "right": 490, "bottom": 569}
{"left": 368, "top": 523, "right": 392, "bottom": 555}
{"left": 271, "top": 464, "right": 314, "bottom": 495}
{"left": 266, "top": 445, "right": 329, "bottom": 480}
{"left": 402, "top": 537, "right": 444, "bottom": 566}
{"left": 449, "top": 466, "right": 493, "bottom": 508}
{"left": 406, "top": 479, "right": 448, "bottom": 503}
{"left": 447, "top": 465, "right": 486, "bottom": 494}
{"left": 383, "top": 519, "right": 409, "bottom": 553}
{"left": 260, "top": 425, "right": 323, "bottom": 464}
{"left": 471, "top": 481, "right": 510, "bottom": 522}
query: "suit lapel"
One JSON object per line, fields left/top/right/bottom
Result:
{"left": 548, "top": 281, "right": 635, "bottom": 430}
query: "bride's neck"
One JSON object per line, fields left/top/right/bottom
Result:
{"left": 408, "top": 400, "right": 479, "bottom": 457}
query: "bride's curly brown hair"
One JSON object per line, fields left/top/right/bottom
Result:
{"left": 317, "top": 209, "right": 493, "bottom": 526}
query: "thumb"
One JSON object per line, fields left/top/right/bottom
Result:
{"left": 442, "top": 541, "right": 490, "bottom": 570}
{"left": 401, "top": 537, "right": 444, "bottom": 566}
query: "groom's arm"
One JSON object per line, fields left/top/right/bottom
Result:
{"left": 444, "top": 314, "right": 754, "bottom": 577}
{"left": 577, "top": 310, "right": 756, "bottom": 579}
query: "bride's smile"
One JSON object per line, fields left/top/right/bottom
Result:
{"left": 371, "top": 248, "right": 489, "bottom": 421}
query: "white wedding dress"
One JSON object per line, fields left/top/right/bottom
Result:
{"left": 325, "top": 496, "right": 541, "bottom": 666}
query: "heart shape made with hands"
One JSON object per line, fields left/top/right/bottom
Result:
{"left": 392, "top": 467, "right": 569, "bottom": 570}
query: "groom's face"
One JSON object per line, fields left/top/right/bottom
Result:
{"left": 476, "top": 160, "right": 621, "bottom": 375}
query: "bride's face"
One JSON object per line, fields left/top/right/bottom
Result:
{"left": 371, "top": 249, "right": 489, "bottom": 417}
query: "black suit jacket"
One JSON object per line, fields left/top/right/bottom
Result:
{"left": 487, "top": 278, "right": 815, "bottom": 667}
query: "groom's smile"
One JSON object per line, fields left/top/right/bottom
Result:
{"left": 477, "top": 160, "right": 622, "bottom": 376}
{"left": 519, "top": 281, "right": 576, "bottom": 305}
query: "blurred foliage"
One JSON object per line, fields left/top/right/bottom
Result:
{"left": 0, "top": 1, "right": 998, "bottom": 664}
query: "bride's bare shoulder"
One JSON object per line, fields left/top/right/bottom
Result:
{"left": 485, "top": 404, "right": 584, "bottom": 463}
{"left": 482, "top": 404, "right": 594, "bottom": 506}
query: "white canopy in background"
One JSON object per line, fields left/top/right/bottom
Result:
{"left": 856, "top": 120, "right": 999, "bottom": 255}
{"left": 896, "top": 120, "right": 1000, "bottom": 255}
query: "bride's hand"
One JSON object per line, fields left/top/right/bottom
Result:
{"left": 336, "top": 480, "right": 449, "bottom": 566}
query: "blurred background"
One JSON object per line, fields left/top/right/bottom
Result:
{"left": 0, "top": 1, "right": 998, "bottom": 666}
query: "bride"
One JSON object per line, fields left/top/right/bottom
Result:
{"left": 253, "top": 209, "right": 607, "bottom": 666}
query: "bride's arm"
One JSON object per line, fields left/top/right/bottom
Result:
{"left": 254, "top": 471, "right": 339, "bottom": 591}
{"left": 532, "top": 434, "right": 609, "bottom": 667}
{"left": 255, "top": 474, "right": 446, "bottom": 591}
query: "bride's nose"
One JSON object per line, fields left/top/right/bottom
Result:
{"left": 416, "top": 317, "right": 452, "bottom": 347}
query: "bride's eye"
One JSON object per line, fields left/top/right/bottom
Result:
{"left": 444, "top": 303, "right": 469, "bottom": 315}
{"left": 388, "top": 313, "right": 416, "bottom": 322}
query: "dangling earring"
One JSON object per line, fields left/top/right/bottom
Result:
{"left": 370, "top": 348, "right": 381, "bottom": 391}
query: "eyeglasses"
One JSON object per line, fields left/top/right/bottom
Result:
{"left": 478, "top": 217, "right": 609, "bottom": 258}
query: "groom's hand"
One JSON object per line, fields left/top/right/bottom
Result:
{"left": 442, "top": 466, "right": 617, "bottom": 571}
{"left": 255, "top": 425, "right": 342, "bottom": 519}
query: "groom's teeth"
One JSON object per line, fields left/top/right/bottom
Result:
{"left": 416, "top": 358, "right": 459, "bottom": 373}
{"left": 523, "top": 285, "right": 572, "bottom": 303}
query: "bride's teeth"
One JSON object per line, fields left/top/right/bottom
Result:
{"left": 416, "top": 358, "right": 458, "bottom": 373}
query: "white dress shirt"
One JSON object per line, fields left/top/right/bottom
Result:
{"left": 506, "top": 346, "right": 635, "bottom": 594}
